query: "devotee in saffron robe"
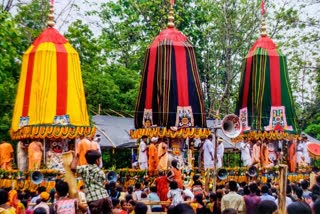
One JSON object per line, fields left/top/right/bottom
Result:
{"left": 158, "top": 138, "right": 168, "bottom": 170}
{"left": 77, "top": 136, "right": 98, "bottom": 166}
{"left": 155, "top": 171, "right": 169, "bottom": 202}
{"left": 288, "top": 139, "right": 297, "bottom": 172}
{"left": 28, "top": 140, "right": 43, "bottom": 171}
{"left": 0, "top": 141, "right": 14, "bottom": 170}
{"left": 8, "top": 190, "right": 25, "bottom": 214}
{"left": 260, "top": 141, "right": 269, "bottom": 168}
{"left": 168, "top": 159, "right": 183, "bottom": 189}
{"left": 148, "top": 137, "right": 159, "bottom": 176}
{"left": 252, "top": 141, "right": 261, "bottom": 167}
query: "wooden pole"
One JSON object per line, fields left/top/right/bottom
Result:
{"left": 43, "top": 138, "right": 46, "bottom": 165}
{"left": 205, "top": 168, "right": 210, "bottom": 193}
{"left": 278, "top": 164, "right": 288, "bottom": 214}
{"left": 212, "top": 128, "right": 218, "bottom": 193}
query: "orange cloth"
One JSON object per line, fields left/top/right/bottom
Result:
{"left": 90, "top": 140, "right": 99, "bottom": 151}
{"left": 158, "top": 142, "right": 168, "bottom": 170}
{"left": 155, "top": 175, "right": 169, "bottom": 201}
{"left": 28, "top": 141, "right": 43, "bottom": 170}
{"left": 0, "top": 142, "right": 14, "bottom": 170}
{"left": 288, "top": 142, "right": 296, "bottom": 172}
{"left": 252, "top": 143, "right": 261, "bottom": 166}
{"left": 172, "top": 168, "right": 183, "bottom": 189}
{"left": 260, "top": 143, "right": 269, "bottom": 168}
{"left": 148, "top": 143, "right": 159, "bottom": 176}
{"left": 8, "top": 190, "right": 25, "bottom": 214}
{"left": 77, "top": 138, "right": 98, "bottom": 166}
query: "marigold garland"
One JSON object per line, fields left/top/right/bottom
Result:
{"left": 231, "top": 131, "right": 298, "bottom": 142}
{"left": 10, "top": 125, "right": 96, "bottom": 140}
{"left": 130, "top": 127, "right": 211, "bottom": 139}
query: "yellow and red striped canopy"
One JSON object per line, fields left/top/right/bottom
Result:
{"left": 10, "top": 28, "right": 95, "bottom": 140}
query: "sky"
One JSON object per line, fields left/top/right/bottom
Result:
{"left": 53, "top": 0, "right": 105, "bottom": 33}
{"left": 7, "top": 0, "right": 319, "bottom": 103}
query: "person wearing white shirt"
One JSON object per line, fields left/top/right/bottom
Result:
{"left": 138, "top": 135, "right": 148, "bottom": 170}
{"left": 216, "top": 138, "right": 224, "bottom": 168}
{"left": 203, "top": 135, "right": 214, "bottom": 170}
{"left": 302, "top": 136, "right": 311, "bottom": 164}
{"left": 240, "top": 139, "right": 252, "bottom": 166}
{"left": 296, "top": 140, "right": 304, "bottom": 164}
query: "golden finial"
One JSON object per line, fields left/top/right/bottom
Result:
{"left": 261, "top": 17, "right": 267, "bottom": 37}
{"left": 167, "top": 4, "right": 175, "bottom": 28}
{"left": 260, "top": 0, "right": 267, "bottom": 37}
{"left": 47, "top": 2, "right": 55, "bottom": 28}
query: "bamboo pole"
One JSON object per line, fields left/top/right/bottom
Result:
{"left": 278, "top": 164, "right": 288, "bottom": 214}
{"left": 212, "top": 128, "right": 218, "bottom": 193}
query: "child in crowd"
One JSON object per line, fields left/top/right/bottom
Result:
{"left": 167, "top": 181, "right": 184, "bottom": 207}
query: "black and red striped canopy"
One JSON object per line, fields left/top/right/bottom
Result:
{"left": 134, "top": 26, "right": 207, "bottom": 134}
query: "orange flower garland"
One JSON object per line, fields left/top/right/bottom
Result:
{"left": 10, "top": 125, "right": 96, "bottom": 140}
{"left": 130, "top": 128, "right": 211, "bottom": 139}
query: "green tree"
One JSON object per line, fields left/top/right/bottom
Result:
{"left": 14, "top": 0, "right": 49, "bottom": 44}
{"left": 271, "top": 1, "right": 320, "bottom": 131}
{"left": 0, "top": 11, "right": 24, "bottom": 140}
{"left": 64, "top": 20, "right": 140, "bottom": 116}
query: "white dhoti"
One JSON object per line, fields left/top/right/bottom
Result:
{"left": 203, "top": 139, "right": 214, "bottom": 170}
{"left": 138, "top": 140, "right": 148, "bottom": 170}
{"left": 17, "top": 142, "right": 28, "bottom": 172}
{"left": 216, "top": 143, "right": 224, "bottom": 169}
{"left": 139, "top": 162, "right": 148, "bottom": 170}
{"left": 17, "top": 152, "right": 28, "bottom": 172}
{"left": 204, "top": 162, "right": 214, "bottom": 170}
{"left": 304, "top": 142, "right": 311, "bottom": 164}
{"left": 242, "top": 158, "right": 252, "bottom": 166}
{"left": 216, "top": 155, "right": 223, "bottom": 168}
{"left": 240, "top": 142, "right": 252, "bottom": 166}
{"left": 296, "top": 151, "right": 303, "bottom": 164}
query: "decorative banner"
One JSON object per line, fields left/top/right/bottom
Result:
{"left": 239, "top": 107, "right": 251, "bottom": 132}
{"left": 19, "top": 116, "right": 29, "bottom": 128}
{"left": 143, "top": 109, "right": 153, "bottom": 128}
{"left": 53, "top": 115, "right": 70, "bottom": 125}
{"left": 175, "top": 106, "right": 194, "bottom": 128}
{"left": 264, "top": 106, "right": 293, "bottom": 131}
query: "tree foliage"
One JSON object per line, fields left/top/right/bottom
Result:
{"left": 0, "top": 11, "right": 24, "bottom": 140}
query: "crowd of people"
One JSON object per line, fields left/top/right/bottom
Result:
{"left": 0, "top": 133, "right": 319, "bottom": 214}
{"left": 1, "top": 147, "right": 320, "bottom": 213}
{"left": 239, "top": 135, "right": 311, "bottom": 172}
